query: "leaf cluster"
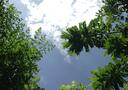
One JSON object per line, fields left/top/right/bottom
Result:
{"left": 59, "top": 81, "right": 86, "bottom": 90}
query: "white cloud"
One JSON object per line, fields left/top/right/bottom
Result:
{"left": 20, "top": 0, "right": 102, "bottom": 60}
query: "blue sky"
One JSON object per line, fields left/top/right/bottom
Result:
{"left": 38, "top": 48, "right": 110, "bottom": 90}
{"left": 9, "top": 0, "right": 111, "bottom": 90}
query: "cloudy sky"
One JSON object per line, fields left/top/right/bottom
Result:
{"left": 9, "top": 0, "right": 103, "bottom": 49}
{"left": 9, "top": 0, "right": 111, "bottom": 90}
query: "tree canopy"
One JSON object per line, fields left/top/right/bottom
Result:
{"left": 60, "top": 0, "right": 128, "bottom": 90}
{"left": 0, "top": 0, "right": 53, "bottom": 89}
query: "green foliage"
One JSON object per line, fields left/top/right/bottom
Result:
{"left": 61, "top": 0, "right": 128, "bottom": 56}
{"left": 104, "top": 36, "right": 128, "bottom": 58}
{"left": 60, "top": 0, "right": 128, "bottom": 90}
{"left": 59, "top": 81, "right": 86, "bottom": 90}
{"left": 61, "top": 25, "right": 83, "bottom": 55}
{"left": 0, "top": 0, "right": 53, "bottom": 89}
{"left": 90, "top": 57, "right": 128, "bottom": 90}
{"left": 61, "top": 21, "right": 95, "bottom": 55}
{"left": 123, "top": 83, "right": 128, "bottom": 90}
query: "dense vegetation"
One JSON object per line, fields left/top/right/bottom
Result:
{"left": 60, "top": 0, "right": 128, "bottom": 90}
{"left": 0, "top": 0, "right": 53, "bottom": 89}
